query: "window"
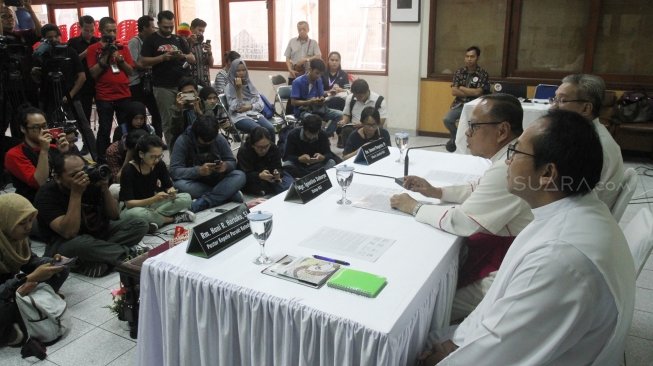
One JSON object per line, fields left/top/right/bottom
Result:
{"left": 178, "top": 0, "right": 223, "bottom": 65}
{"left": 274, "top": 0, "right": 319, "bottom": 63}
{"left": 115, "top": 1, "right": 143, "bottom": 22}
{"left": 80, "top": 6, "right": 110, "bottom": 20}
{"left": 229, "top": 1, "right": 269, "bottom": 61}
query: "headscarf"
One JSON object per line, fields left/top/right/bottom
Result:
{"left": 0, "top": 193, "right": 36, "bottom": 274}
{"left": 120, "top": 101, "right": 148, "bottom": 135}
{"left": 226, "top": 58, "right": 259, "bottom": 99}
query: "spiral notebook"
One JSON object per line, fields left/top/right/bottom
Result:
{"left": 327, "top": 268, "right": 387, "bottom": 298}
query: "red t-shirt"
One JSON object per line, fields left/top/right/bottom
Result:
{"left": 4, "top": 143, "right": 56, "bottom": 189}
{"left": 87, "top": 41, "right": 134, "bottom": 101}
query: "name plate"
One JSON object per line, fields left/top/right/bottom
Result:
{"left": 186, "top": 204, "right": 251, "bottom": 258}
{"left": 284, "top": 167, "right": 332, "bottom": 204}
{"left": 354, "top": 138, "right": 390, "bottom": 165}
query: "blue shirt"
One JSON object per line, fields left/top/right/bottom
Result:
{"left": 291, "top": 74, "right": 325, "bottom": 116}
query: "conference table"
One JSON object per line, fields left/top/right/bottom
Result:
{"left": 135, "top": 148, "right": 491, "bottom": 366}
{"left": 455, "top": 98, "right": 550, "bottom": 155}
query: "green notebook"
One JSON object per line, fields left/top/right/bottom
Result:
{"left": 327, "top": 268, "right": 387, "bottom": 298}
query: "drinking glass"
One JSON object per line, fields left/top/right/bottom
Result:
{"left": 247, "top": 211, "right": 273, "bottom": 265}
{"left": 336, "top": 165, "right": 355, "bottom": 205}
{"left": 394, "top": 132, "right": 409, "bottom": 163}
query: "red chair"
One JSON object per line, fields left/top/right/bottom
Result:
{"left": 117, "top": 19, "right": 137, "bottom": 43}
{"left": 69, "top": 22, "right": 80, "bottom": 39}
{"left": 94, "top": 20, "right": 101, "bottom": 38}
{"left": 58, "top": 24, "right": 68, "bottom": 43}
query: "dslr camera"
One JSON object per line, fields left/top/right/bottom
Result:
{"left": 83, "top": 163, "right": 111, "bottom": 183}
{"left": 101, "top": 35, "right": 123, "bottom": 54}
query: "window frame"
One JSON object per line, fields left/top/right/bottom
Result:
{"left": 426, "top": 0, "right": 653, "bottom": 89}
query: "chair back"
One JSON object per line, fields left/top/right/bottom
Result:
{"left": 611, "top": 168, "right": 638, "bottom": 222}
{"left": 117, "top": 19, "right": 138, "bottom": 43}
{"left": 277, "top": 85, "right": 292, "bottom": 100}
{"left": 269, "top": 74, "right": 287, "bottom": 87}
{"left": 69, "top": 22, "right": 81, "bottom": 39}
{"left": 493, "top": 82, "right": 527, "bottom": 99}
{"left": 218, "top": 93, "right": 229, "bottom": 113}
{"left": 533, "top": 84, "right": 558, "bottom": 100}
{"left": 623, "top": 208, "right": 653, "bottom": 278}
{"left": 58, "top": 25, "right": 68, "bottom": 43}
{"left": 94, "top": 21, "right": 101, "bottom": 38}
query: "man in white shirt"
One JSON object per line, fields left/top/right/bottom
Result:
{"left": 421, "top": 109, "right": 635, "bottom": 366}
{"left": 338, "top": 78, "right": 388, "bottom": 147}
{"left": 390, "top": 94, "right": 533, "bottom": 320}
{"left": 550, "top": 74, "right": 624, "bottom": 209}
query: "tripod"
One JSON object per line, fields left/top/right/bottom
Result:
{"left": 0, "top": 58, "right": 29, "bottom": 138}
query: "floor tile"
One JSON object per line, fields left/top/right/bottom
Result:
{"left": 100, "top": 317, "right": 135, "bottom": 341}
{"left": 635, "top": 287, "right": 653, "bottom": 313}
{"left": 630, "top": 310, "right": 653, "bottom": 340}
{"left": 76, "top": 271, "right": 122, "bottom": 290}
{"left": 106, "top": 345, "right": 136, "bottom": 366}
{"left": 46, "top": 317, "right": 96, "bottom": 354}
{"left": 58, "top": 276, "right": 105, "bottom": 307}
{"left": 636, "top": 269, "right": 653, "bottom": 290}
{"left": 625, "top": 336, "right": 653, "bottom": 366}
{"left": 47, "top": 328, "right": 135, "bottom": 366}
{"left": 67, "top": 290, "right": 116, "bottom": 327}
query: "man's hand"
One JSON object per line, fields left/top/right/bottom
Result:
{"left": 166, "top": 187, "right": 177, "bottom": 199}
{"left": 312, "top": 153, "right": 325, "bottom": 162}
{"left": 199, "top": 163, "right": 216, "bottom": 176}
{"left": 175, "top": 93, "right": 185, "bottom": 110}
{"left": 288, "top": 70, "right": 298, "bottom": 78}
{"left": 298, "top": 154, "right": 312, "bottom": 165}
{"left": 38, "top": 130, "right": 52, "bottom": 150}
{"left": 403, "top": 176, "right": 441, "bottom": 198}
{"left": 215, "top": 161, "right": 228, "bottom": 173}
{"left": 27, "top": 262, "right": 64, "bottom": 283}
{"left": 70, "top": 170, "right": 90, "bottom": 194}
{"left": 273, "top": 169, "right": 281, "bottom": 182}
{"left": 259, "top": 169, "right": 275, "bottom": 183}
{"left": 56, "top": 134, "right": 69, "bottom": 153}
{"left": 389, "top": 193, "right": 418, "bottom": 214}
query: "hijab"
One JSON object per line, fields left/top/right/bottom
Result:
{"left": 0, "top": 193, "right": 35, "bottom": 274}
{"left": 122, "top": 101, "right": 147, "bottom": 131}
{"left": 226, "top": 58, "right": 259, "bottom": 99}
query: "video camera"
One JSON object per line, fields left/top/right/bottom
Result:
{"left": 101, "top": 35, "right": 123, "bottom": 54}
{"left": 83, "top": 163, "right": 111, "bottom": 183}
{"left": 0, "top": 35, "right": 27, "bottom": 73}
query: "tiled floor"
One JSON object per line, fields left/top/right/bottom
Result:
{"left": 1, "top": 133, "right": 652, "bottom": 365}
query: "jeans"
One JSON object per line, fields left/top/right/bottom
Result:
{"left": 173, "top": 170, "right": 246, "bottom": 208}
{"left": 234, "top": 116, "right": 276, "bottom": 141}
{"left": 153, "top": 86, "right": 178, "bottom": 148}
{"left": 120, "top": 192, "right": 192, "bottom": 227}
{"left": 244, "top": 170, "right": 294, "bottom": 196}
{"left": 96, "top": 98, "right": 131, "bottom": 163}
{"left": 300, "top": 108, "right": 343, "bottom": 136}
{"left": 443, "top": 105, "right": 463, "bottom": 140}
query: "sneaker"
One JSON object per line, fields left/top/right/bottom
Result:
{"left": 173, "top": 210, "right": 196, "bottom": 224}
{"left": 74, "top": 261, "right": 110, "bottom": 278}
{"left": 445, "top": 139, "right": 456, "bottom": 153}
{"left": 190, "top": 197, "right": 211, "bottom": 213}
{"left": 148, "top": 222, "right": 159, "bottom": 234}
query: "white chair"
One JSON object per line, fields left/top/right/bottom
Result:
{"left": 623, "top": 208, "right": 653, "bottom": 278}
{"left": 611, "top": 168, "right": 638, "bottom": 222}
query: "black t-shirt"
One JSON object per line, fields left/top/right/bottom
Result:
{"left": 140, "top": 32, "right": 191, "bottom": 88}
{"left": 34, "top": 45, "right": 84, "bottom": 99}
{"left": 3, "top": 30, "right": 39, "bottom": 91}
{"left": 67, "top": 36, "right": 100, "bottom": 94}
{"left": 34, "top": 181, "right": 110, "bottom": 243}
{"left": 343, "top": 128, "right": 392, "bottom": 156}
{"left": 119, "top": 161, "right": 173, "bottom": 201}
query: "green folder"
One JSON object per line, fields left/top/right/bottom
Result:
{"left": 327, "top": 268, "right": 387, "bottom": 298}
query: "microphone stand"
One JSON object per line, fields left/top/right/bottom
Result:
{"left": 395, "top": 144, "right": 447, "bottom": 186}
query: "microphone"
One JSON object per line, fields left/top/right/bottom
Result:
{"left": 395, "top": 144, "right": 447, "bottom": 186}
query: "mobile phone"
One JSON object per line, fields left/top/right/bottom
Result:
{"left": 213, "top": 159, "right": 222, "bottom": 165}
{"left": 180, "top": 92, "right": 196, "bottom": 102}
{"left": 205, "top": 39, "right": 211, "bottom": 45}
{"left": 46, "top": 127, "right": 64, "bottom": 140}
{"left": 51, "top": 257, "right": 77, "bottom": 267}
{"left": 171, "top": 50, "right": 182, "bottom": 55}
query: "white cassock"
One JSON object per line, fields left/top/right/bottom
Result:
{"left": 415, "top": 139, "right": 532, "bottom": 236}
{"left": 592, "top": 118, "right": 624, "bottom": 210}
{"left": 442, "top": 192, "right": 635, "bottom": 365}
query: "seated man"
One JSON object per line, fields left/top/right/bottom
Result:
{"left": 4, "top": 107, "right": 69, "bottom": 202}
{"left": 390, "top": 94, "right": 533, "bottom": 321}
{"left": 423, "top": 109, "right": 635, "bottom": 365}
{"left": 170, "top": 77, "right": 204, "bottom": 151}
{"left": 339, "top": 79, "right": 388, "bottom": 147}
{"left": 550, "top": 74, "right": 624, "bottom": 209}
{"left": 283, "top": 114, "right": 340, "bottom": 178}
{"left": 170, "top": 115, "right": 246, "bottom": 213}
{"left": 34, "top": 152, "right": 149, "bottom": 278}
{"left": 290, "top": 59, "right": 343, "bottom": 136}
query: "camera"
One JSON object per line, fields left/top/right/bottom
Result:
{"left": 101, "top": 35, "right": 123, "bottom": 54}
{"left": 83, "top": 164, "right": 111, "bottom": 183}
{"left": 4, "top": 0, "right": 23, "bottom": 6}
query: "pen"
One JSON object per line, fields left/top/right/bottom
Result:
{"left": 313, "top": 255, "right": 350, "bottom": 266}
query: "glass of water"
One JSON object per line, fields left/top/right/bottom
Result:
{"left": 336, "top": 165, "right": 355, "bottom": 205}
{"left": 394, "top": 132, "right": 409, "bottom": 163}
{"left": 247, "top": 211, "right": 273, "bottom": 265}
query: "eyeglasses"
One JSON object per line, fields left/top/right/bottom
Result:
{"left": 26, "top": 123, "right": 47, "bottom": 131}
{"left": 146, "top": 154, "right": 163, "bottom": 160}
{"left": 548, "top": 97, "right": 589, "bottom": 105}
{"left": 507, "top": 142, "right": 536, "bottom": 160}
{"left": 253, "top": 143, "right": 271, "bottom": 151}
{"left": 466, "top": 121, "right": 503, "bottom": 136}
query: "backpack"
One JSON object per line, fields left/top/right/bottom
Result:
{"left": 15, "top": 283, "right": 69, "bottom": 344}
{"left": 260, "top": 94, "right": 275, "bottom": 119}
{"left": 348, "top": 95, "right": 384, "bottom": 118}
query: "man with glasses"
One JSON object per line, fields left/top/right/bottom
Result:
{"left": 549, "top": 74, "right": 624, "bottom": 208}
{"left": 391, "top": 94, "right": 532, "bottom": 321}
{"left": 423, "top": 109, "right": 634, "bottom": 365}
{"left": 4, "top": 107, "right": 69, "bottom": 202}
{"left": 140, "top": 10, "right": 195, "bottom": 148}
{"left": 170, "top": 115, "right": 245, "bottom": 213}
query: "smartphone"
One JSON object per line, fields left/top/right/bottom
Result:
{"left": 213, "top": 159, "right": 222, "bottom": 165}
{"left": 205, "top": 39, "right": 211, "bottom": 45}
{"left": 51, "top": 257, "right": 77, "bottom": 267}
{"left": 171, "top": 50, "right": 182, "bottom": 55}
{"left": 46, "top": 127, "right": 64, "bottom": 140}
{"left": 180, "top": 92, "right": 196, "bottom": 102}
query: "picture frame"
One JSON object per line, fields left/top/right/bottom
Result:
{"left": 390, "top": 0, "right": 421, "bottom": 23}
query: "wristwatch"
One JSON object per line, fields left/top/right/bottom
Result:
{"left": 411, "top": 202, "right": 423, "bottom": 216}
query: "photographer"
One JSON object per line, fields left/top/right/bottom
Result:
{"left": 170, "top": 115, "right": 245, "bottom": 213}
{"left": 188, "top": 18, "right": 213, "bottom": 87}
{"left": 87, "top": 17, "right": 134, "bottom": 164}
{"left": 170, "top": 77, "right": 203, "bottom": 151}
{"left": 34, "top": 152, "right": 149, "bottom": 278}
{"left": 4, "top": 106, "right": 69, "bottom": 202}
{"left": 67, "top": 15, "right": 99, "bottom": 129}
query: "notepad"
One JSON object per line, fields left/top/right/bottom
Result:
{"left": 327, "top": 268, "right": 387, "bottom": 298}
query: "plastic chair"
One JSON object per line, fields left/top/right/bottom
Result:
{"left": 268, "top": 74, "right": 298, "bottom": 128}
{"left": 611, "top": 168, "right": 638, "bottom": 222}
{"left": 94, "top": 21, "right": 101, "bottom": 38}
{"left": 623, "top": 208, "right": 653, "bottom": 278}
{"left": 58, "top": 25, "right": 68, "bottom": 43}
{"left": 69, "top": 22, "right": 81, "bottom": 39}
{"left": 217, "top": 93, "right": 246, "bottom": 144}
{"left": 533, "top": 84, "right": 558, "bottom": 100}
{"left": 117, "top": 19, "right": 137, "bottom": 43}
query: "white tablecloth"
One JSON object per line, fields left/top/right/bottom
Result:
{"left": 136, "top": 148, "right": 491, "bottom": 366}
{"left": 455, "top": 99, "right": 550, "bottom": 155}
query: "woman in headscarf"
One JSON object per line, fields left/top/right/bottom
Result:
{"left": 224, "top": 58, "right": 276, "bottom": 139}
{"left": 119, "top": 101, "right": 156, "bottom": 138}
{"left": 0, "top": 194, "right": 69, "bottom": 347}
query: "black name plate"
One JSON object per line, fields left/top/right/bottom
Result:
{"left": 284, "top": 167, "right": 333, "bottom": 204}
{"left": 354, "top": 138, "right": 390, "bottom": 165}
{"left": 186, "top": 204, "right": 251, "bottom": 258}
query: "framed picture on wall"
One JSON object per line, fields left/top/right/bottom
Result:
{"left": 390, "top": 0, "right": 421, "bottom": 23}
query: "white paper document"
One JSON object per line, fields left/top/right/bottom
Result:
{"left": 424, "top": 170, "right": 481, "bottom": 186}
{"left": 348, "top": 184, "right": 410, "bottom": 216}
{"left": 299, "top": 227, "right": 395, "bottom": 262}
